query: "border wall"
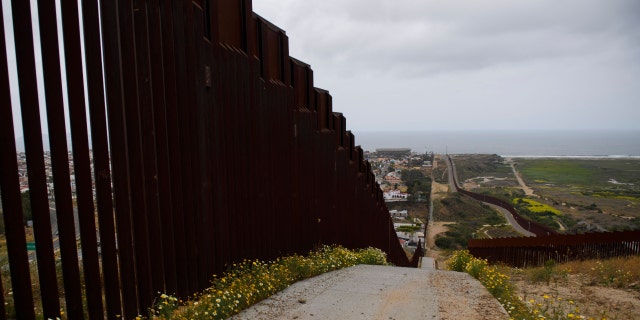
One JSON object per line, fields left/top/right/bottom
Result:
{"left": 0, "top": 1, "right": 418, "bottom": 318}
{"left": 468, "top": 230, "right": 640, "bottom": 267}
{"left": 447, "top": 156, "right": 557, "bottom": 237}
{"left": 446, "top": 157, "right": 639, "bottom": 268}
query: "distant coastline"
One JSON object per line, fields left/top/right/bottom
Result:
{"left": 13, "top": 130, "right": 640, "bottom": 157}
{"left": 502, "top": 155, "right": 640, "bottom": 159}
{"left": 355, "top": 130, "right": 640, "bottom": 157}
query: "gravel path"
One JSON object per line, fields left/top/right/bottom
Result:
{"left": 232, "top": 264, "right": 509, "bottom": 320}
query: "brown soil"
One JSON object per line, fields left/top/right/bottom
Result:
{"left": 509, "top": 273, "right": 640, "bottom": 319}
{"left": 425, "top": 221, "right": 453, "bottom": 266}
{"left": 431, "top": 181, "right": 450, "bottom": 199}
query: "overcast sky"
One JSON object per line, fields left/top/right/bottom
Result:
{"left": 252, "top": 0, "right": 640, "bottom": 133}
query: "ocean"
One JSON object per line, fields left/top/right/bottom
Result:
{"left": 353, "top": 130, "right": 640, "bottom": 157}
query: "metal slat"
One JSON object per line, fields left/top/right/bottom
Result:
{"left": 59, "top": 0, "right": 104, "bottom": 317}
{"left": 10, "top": 0, "right": 61, "bottom": 316}
{"left": 0, "top": 4, "right": 36, "bottom": 318}
{"left": 36, "top": 0, "right": 84, "bottom": 316}
{"left": 132, "top": 0, "right": 164, "bottom": 298}
{"left": 120, "top": 0, "right": 153, "bottom": 310}
{"left": 191, "top": 3, "right": 212, "bottom": 290}
{"left": 159, "top": 0, "right": 190, "bottom": 297}
{"left": 81, "top": 0, "right": 123, "bottom": 316}
{"left": 172, "top": 0, "right": 199, "bottom": 294}
{"left": 148, "top": 0, "right": 178, "bottom": 296}
{"left": 100, "top": 0, "right": 139, "bottom": 316}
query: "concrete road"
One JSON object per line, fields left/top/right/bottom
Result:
{"left": 232, "top": 264, "right": 508, "bottom": 320}
{"left": 485, "top": 203, "right": 535, "bottom": 237}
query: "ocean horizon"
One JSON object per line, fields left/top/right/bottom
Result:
{"left": 353, "top": 130, "right": 640, "bottom": 157}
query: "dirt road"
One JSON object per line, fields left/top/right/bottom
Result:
{"left": 505, "top": 158, "right": 536, "bottom": 196}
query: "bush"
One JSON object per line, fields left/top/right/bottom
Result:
{"left": 465, "top": 258, "right": 488, "bottom": 279}
{"left": 434, "top": 237, "right": 453, "bottom": 249}
{"left": 447, "top": 251, "right": 530, "bottom": 319}
{"left": 528, "top": 259, "right": 557, "bottom": 284}
{"left": 447, "top": 250, "right": 474, "bottom": 272}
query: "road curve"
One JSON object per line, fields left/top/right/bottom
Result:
{"left": 445, "top": 155, "right": 535, "bottom": 237}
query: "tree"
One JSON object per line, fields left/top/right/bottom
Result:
{"left": 21, "top": 191, "right": 32, "bottom": 225}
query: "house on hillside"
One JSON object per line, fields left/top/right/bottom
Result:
{"left": 384, "top": 189, "right": 409, "bottom": 201}
{"left": 384, "top": 171, "right": 402, "bottom": 185}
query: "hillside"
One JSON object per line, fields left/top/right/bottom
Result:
{"left": 447, "top": 154, "right": 640, "bottom": 233}
{"left": 502, "top": 256, "right": 640, "bottom": 319}
{"left": 426, "top": 154, "right": 640, "bottom": 319}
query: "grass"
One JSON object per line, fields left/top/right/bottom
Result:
{"left": 149, "top": 245, "right": 388, "bottom": 319}
{"left": 513, "top": 158, "right": 640, "bottom": 231}
{"left": 517, "top": 160, "right": 594, "bottom": 186}
{"left": 452, "top": 154, "right": 515, "bottom": 183}
{"left": 433, "top": 193, "right": 510, "bottom": 249}
{"left": 449, "top": 250, "right": 640, "bottom": 320}
{"left": 517, "top": 159, "right": 640, "bottom": 187}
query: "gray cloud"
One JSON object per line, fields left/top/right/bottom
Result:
{"left": 256, "top": 1, "right": 640, "bottom": 130}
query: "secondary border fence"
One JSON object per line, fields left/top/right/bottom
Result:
{"left": 445, "top": 157, "right": 640, "bottom": 267}
{"left": 447, "top": 156, "right": 557, "bottom": 237}
{"left": 0, "top": 1, "right": 419, "bottom": 318}
{"left": 468, "top": 230, "right": 640, "bottom": 268}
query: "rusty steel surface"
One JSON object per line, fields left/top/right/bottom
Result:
{"left": 0, "top": 3, "right": 36, "bottom": 318}
{"left": 60, "top": 0, "right": 105, "bottom": 317}
{"left": 11, "top": 0, "right": 62, "bottom": 317}
{"left": 0, "top": 0, "right": 418, "bottom": 318}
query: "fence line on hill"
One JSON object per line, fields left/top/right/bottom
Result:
{"left": 0, "top": 1, "right": 419, "bottom": 318}
{"left": 445, "top": 157, "right": 638, "bottom": 267}
{"left": 468, "top": 230, "right": 640, "bottom": 267}
{"left": 447, "top": 156, "right": 557, "bottom": 237}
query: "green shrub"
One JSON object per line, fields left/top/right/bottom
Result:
{"left": 447, "top": 250, "right": 474, "bottom": 272}
{"left": 529, "top": 259, "right": 556, "bottom": 284}
{"left": 465, "top": 258, "right": 488, "bottom": 279}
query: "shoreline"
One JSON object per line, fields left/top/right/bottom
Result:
{"left": 500, "top": 155, "right": 640, "bottom": 159}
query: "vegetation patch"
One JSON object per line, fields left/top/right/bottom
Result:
{"left": 517, "top": 160, "right": 594, "bottom": 186}
{"left": 150, "top": 245, "right": 388, "bottom": 319}
{"left": 434, "top": 194, "right": 509, "bottom": 249}
{"left": 401, "top": 169, "right": 432, "bottom": 199}
{"left": 584, "top": 191, "right": 640, "bottom": 202}
{"left": 513, "top": 198, "right": 563, "bottom": 215}
{"left": 396, "top": 225, "right": 422, "bottom": 233}
{"left": 451, "top": 154, "right": 515, "bottom": 183}
{"left": 448, "top": 250, "right": 532, "bottom": 319}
